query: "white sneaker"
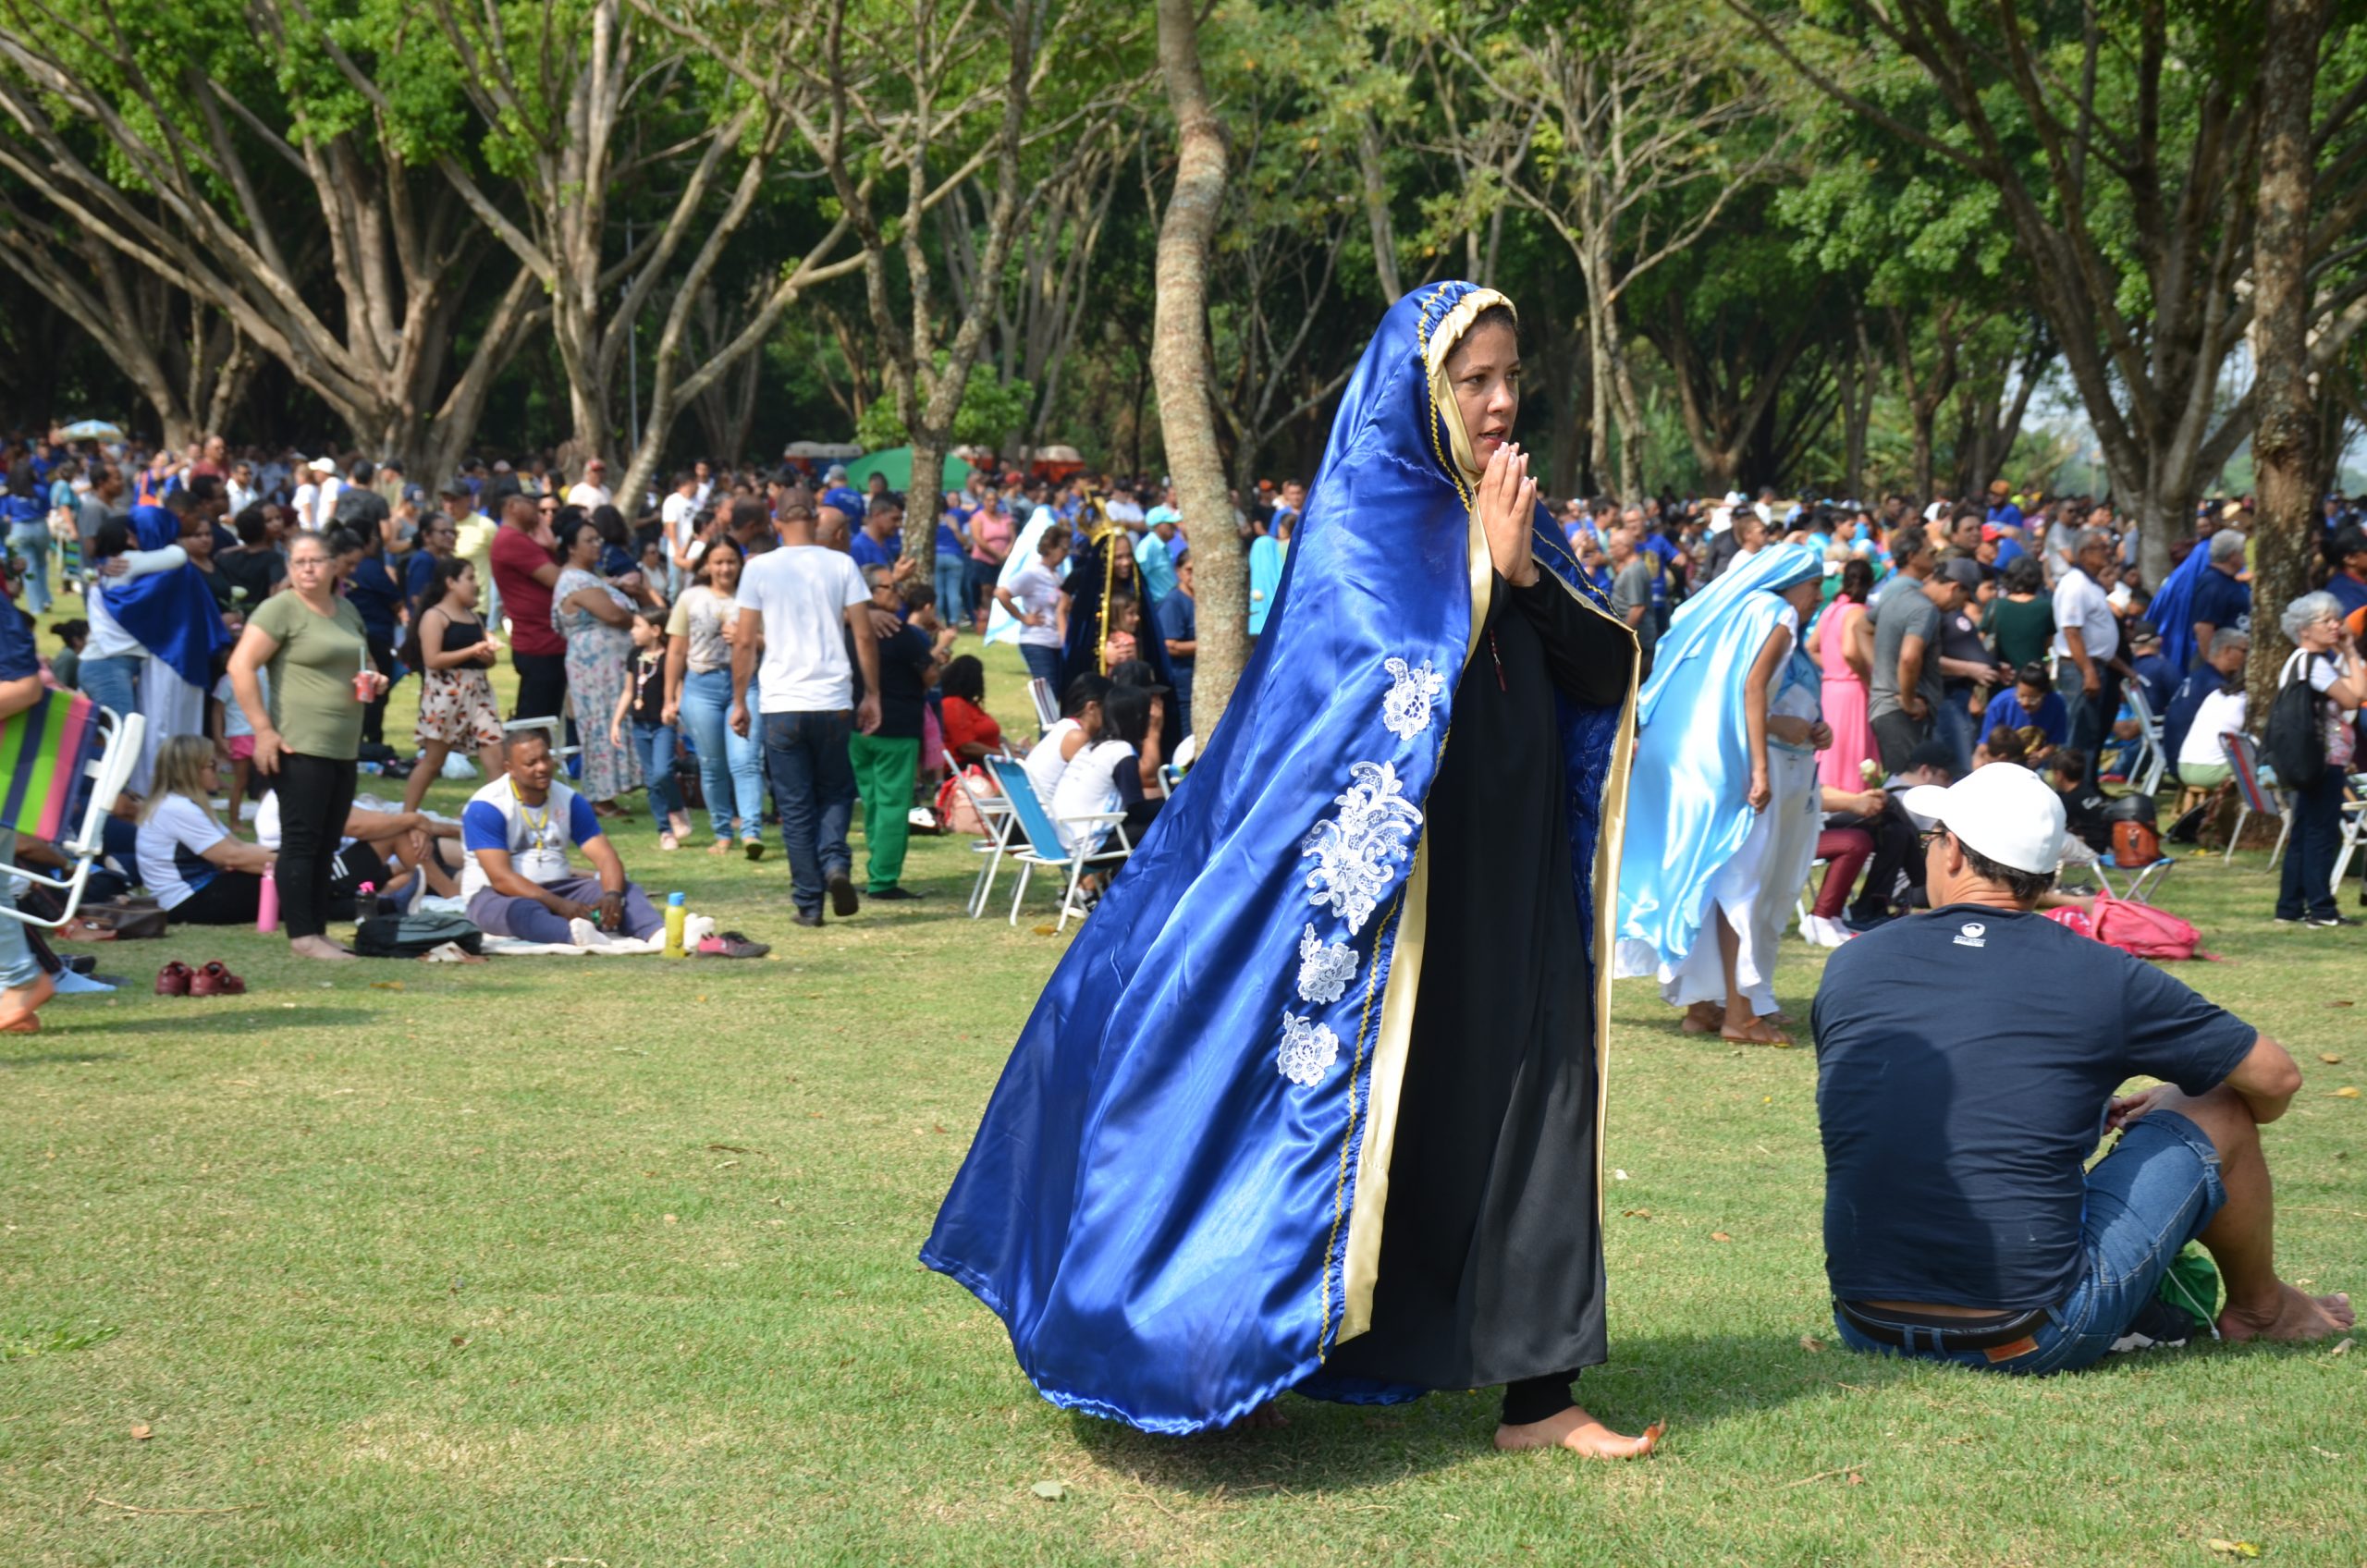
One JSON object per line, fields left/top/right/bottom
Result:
{"left": 1802, "top": 914, "right": 1846, "bottom": 949}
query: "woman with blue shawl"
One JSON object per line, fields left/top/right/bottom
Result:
{"left": 88, "top": 500, "right": 231, "bottom": 793}
{"left": 1615, "top": 542, "right": 1829, "bottom": 1047}
{"left": 926, "top": 285, "right": 1661, "bottom": 1458}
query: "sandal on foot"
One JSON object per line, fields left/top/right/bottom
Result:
{"left": 1722, "top": 1020, "right": 1794, "bottom": 1047}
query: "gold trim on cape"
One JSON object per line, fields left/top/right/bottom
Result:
{"left": 1331, "top": 292, "right": 1640, "bottom": 1346}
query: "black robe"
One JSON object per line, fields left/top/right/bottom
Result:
{"left": 1324, "top": 571, "right": 1635, "bottom": 1390}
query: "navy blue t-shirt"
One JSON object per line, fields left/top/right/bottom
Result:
{"left": 0, "top": 603, "right": 38, "bottom": 683}
{"left": 1812, "top": 906, "right": 2255, "bottom": 1310}
{"left": 2186, "top": 569, "right": 2251, "bottom": 662}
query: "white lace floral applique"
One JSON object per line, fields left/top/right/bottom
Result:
{"left": 1381, "top": 656, "right": 1445, "bottom": 740}
{"left": 1295, "top": 923, "right": 1360, "bottom": 1005}
{"left": 1299, "top": 760, "right": 1423, "bottom": 936}
{"left": 1278, "top": 1012, "right": 1342, "bottom": 1086}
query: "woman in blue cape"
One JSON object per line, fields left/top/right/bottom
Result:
{"left": 1615, "top": 542, "right": 1828, "bottom": 1046}
{"left": 926, "top": 284, "right": 1660, "bottom": 1457}
{"left": 94, "top": 502, "right": 231, "bottom": 792}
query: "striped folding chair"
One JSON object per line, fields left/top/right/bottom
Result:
{"left": 0, "top": 687, "right": 143, "bottom": 927}
{"left": 2221, "top": 731, "right": 2289, "bottom": 868}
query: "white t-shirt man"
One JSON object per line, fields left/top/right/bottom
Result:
{"left": 2051, "top": 566, "right": 2118, "bottom": 667}
{"left": 661, "top": 487, "right": 698, "bottom": 548}
{"left": 1007, "top": 561, "right": 1064, "bottom": 649}
{"left": 567, "top": 481, "right": 612, "bottom": 510}
{"left": 735, "top": 545, "right": 870, "bottom": 712}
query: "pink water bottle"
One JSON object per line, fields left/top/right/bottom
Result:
{"left": 256, "top": 867, "right": 279, "bottom": 933}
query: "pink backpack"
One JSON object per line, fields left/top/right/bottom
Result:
{"left": 2088, "top": 893, "right": 2212, "bottom": 961}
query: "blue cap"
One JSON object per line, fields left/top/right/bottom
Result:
{"left": 668, "top": 891, "right": 685, "bottom": 905}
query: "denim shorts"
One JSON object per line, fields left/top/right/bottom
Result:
{"left": 1834, "top": 1109, "right": 2226, "bottom": 1375}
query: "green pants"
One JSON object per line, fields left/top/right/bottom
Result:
{"left": 849, "top": 732, "right": 920, "bottom": 892}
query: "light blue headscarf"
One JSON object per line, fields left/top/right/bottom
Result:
{"left": 1616, "top": 542, "right": 1823, "bottom": 974}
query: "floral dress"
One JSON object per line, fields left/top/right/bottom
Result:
{"left": 552, "top": 567, "right": 642, "bottom": 802}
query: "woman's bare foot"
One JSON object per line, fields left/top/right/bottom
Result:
{"left": 0, "top": 970, "right": 56, "bottom": 1031}
{"left": 1494, "top": 1405, "right": 1663, "bottom": 1459}
{"left": 707, "top": 839, "right": 731, "bottom": 857}
{"left": 2219, "top": 1284, "right": 2354, "bottom": 1342}
{"left": 289, "top": 935, "right": 356, "bottom": 962}
{"left": 1680, "top": 1001, "right": 1722, "bottom": 1035}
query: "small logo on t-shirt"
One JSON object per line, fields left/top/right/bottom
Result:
{"left": 1954, "top": 922, "right": 1988, "bottom": 949}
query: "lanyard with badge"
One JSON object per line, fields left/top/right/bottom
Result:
{"left": 510, "top": 778, "right": 556, "bottom": 859}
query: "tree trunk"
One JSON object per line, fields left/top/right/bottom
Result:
{"left": 2246, "top": 0, "right": 2330, "bottom": 720}
{"left": 1151, "top": 0, "right": 1243, "bottom": 734}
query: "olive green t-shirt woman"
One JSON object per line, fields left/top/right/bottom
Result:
{"left": 244, "top": 582, "right": 370, "bottom": 761}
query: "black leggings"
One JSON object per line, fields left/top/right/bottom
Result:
{"left": 362, "top": 636, "right": 397, "bottom": 747}
{"left": 1501, "top": 1370, "right": 1582, "bottom": 1427}
{"left": 276, "top": 753, "right": 359, "bottom": 940}
{"left": 170, "top": 870, "right": 264, "bottom": 925}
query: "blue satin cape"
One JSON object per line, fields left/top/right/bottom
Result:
{"left": 2146, "top": 539, "right": 2211, "bottom": 674}
{"left": 1614, "top": 543, "right": 1823, "bottom": 975}
{"left": 104, "top": 506, "right": 230, "bottom": 690}
{"left": 922, "top": 281, "right": 1639, "bottom": 1434}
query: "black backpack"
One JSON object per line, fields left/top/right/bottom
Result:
{"left": 353, "top": 910, "right": 484, "bottom": 959}
{"left": 2262, "top": 655, "right": 2326, "bottom": 787}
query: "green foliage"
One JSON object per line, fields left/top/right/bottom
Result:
{"left": 857, "top": 357, "right": 1035, "bottom": 449}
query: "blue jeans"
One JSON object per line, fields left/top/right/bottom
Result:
{"left": 0, "top": 840, "right": 41, "bottom": 990}
{"left": 935, "top": 553, "right": 968, "bottom": 625}
{"left": 1936, "top": 691, "right": 1977, "bottom": 778}
{"left": 763, "top": 709, "right": 856, "bottom": 915}
{"left": 80, "top": 652, "right": 141, "bottom": 725}
{"left": 8, "top": 526, "right": 49, "bottom": 614}
{"left": 632, "top": 717, "right": 683, "bottom": 823}
{"left": 677, "top": 667, "right": 767, "bottom": 842}
{"left": 1834, "top": 1109, "right": 2226, "bottom": 1375}
{"left": 1019, "top": 643, "right": 1062, "bottom": 690}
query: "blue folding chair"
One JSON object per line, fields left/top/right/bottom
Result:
{"left": 984, "top": 756, "right": 1133, "bottom": 933}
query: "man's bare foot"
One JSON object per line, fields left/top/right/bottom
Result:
{"left": 2219, "top": 1284, "right": 2355, "bottom": 1342}
{"left": 1493, "top": 1405, "right": 1663, "bottom": 1459}
{"left": 1222, "top": 1402, "right": 1288, "bottom": 1430}
{"left": 1680, "top": 1001, "right": 1722, "bottom": 1035}
{"left": 289, "top": 935, "right": 356, "bottom": 962}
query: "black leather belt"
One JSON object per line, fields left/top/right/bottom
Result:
{"left": 1835, "top": 1299, "right": 2048, "bottom": 1351}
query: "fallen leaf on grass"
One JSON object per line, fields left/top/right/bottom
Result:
{"left": 2322, "top": 1053, "right": 2345, "bottom": 1064}
{"left": 2331, "top": 1086, "right": 2360, "bottom": 1099}
{"left": 449, "top": 1336, "right": 467, "bottom": 1348}
{"left": 705, "top": 1144, "right": 750, "bottom": 1153}
{"left": 1032, "top": 925, "right": 1058, "bottom": 937}
{"left": 662, "top": 1214, "right": 679, "bottom": 1225}
{"left": 2330, "top": 1338, "right": 2352, "bottom": 1356}
{"left": 2330, "top": 999, "right": 2355, "bottom": 1008}
{"left": 1613, "top": 1169, "right": 1630, "bottom": 1181}
{"left": 1621, "top": 1208, "right": 1652, "bottom": 1219}
{"left": 1711, "top": 1231, "right": 1734, "bottom": 1243}
{"left": 2207, "top": 1542, "right": 2261, "bottom": 1559}
{"left": 1030, "top": 1480, "right": 1067, "bottom": 1501}
{"left": 1800, "top": 1335, "right": 1825, "bottom": 1353}
{"left": 368, "top": 980, "right": 403, "bottom": 991}
{"left": 129, "top": 1424, "right": 153, "bottom": 1440}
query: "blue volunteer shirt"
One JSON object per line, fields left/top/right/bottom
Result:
{"left": 460, "top": 778, "right": 603, "bottom": 900}
{"left": 850, "top": 532, "right": 899, "bottom": 573}
{"left": 2186, "top": 569, "right": 2252, "bottom": 664}
{"left": 1813, "top": 908, "right": 2255, "bottom": 1310}
{"left": 1978, "top": 688, "right": 2068, "bottom": 746}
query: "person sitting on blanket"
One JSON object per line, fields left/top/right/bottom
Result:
{"left": 460, "top": 727, "right": 663, "bottom": 946}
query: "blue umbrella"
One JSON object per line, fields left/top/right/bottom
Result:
{"left": 55, "top": 419, "right": 126, "bottom": 441}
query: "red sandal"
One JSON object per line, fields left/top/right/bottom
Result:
{"left": 190, "top": 961, "right": 247, "bottom": 998}
{"left": 154, "top": 961, "right": 193, "bottom": 997}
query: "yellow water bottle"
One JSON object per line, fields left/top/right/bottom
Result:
{"left": 663, "top": 891, "right": 687, "bottom": 959}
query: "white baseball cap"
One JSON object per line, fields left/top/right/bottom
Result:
{"left": 1902, "top": 764, "right": 2067, "bottom": 875}
{"left": 308, "top": 456, "right": 337, "bottom": 475}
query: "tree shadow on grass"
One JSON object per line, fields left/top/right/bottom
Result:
{"left": 1068, "top": 1332, "right": 1925, "bottom": 1495}
{"left": 0, "top": 1048, "right": 124, "bottom": 1069}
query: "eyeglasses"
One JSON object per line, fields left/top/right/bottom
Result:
{"left": 1919, "top": 827, "right": 1952, "bottom": 851}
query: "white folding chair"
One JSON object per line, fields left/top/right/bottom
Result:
{"left": 2123, "top": 681, "right": 2167, "bottom": 799}
{"left": 986, "top": 756, "right": 1133, "bottom": 933}
{"left": 1027, "top": 678, "right": 1061, "bottom": 734}
{"left": 964, "top": 790, "right": 1019, "bottom": 919}
{"left": 2330, "top": 774, "right": 2367, "bottom": 897}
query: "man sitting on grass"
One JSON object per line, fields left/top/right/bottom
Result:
{"left": 460, "top": 727, "right": 663, "bottom": 947}
{"left": 1812, "top": 762, "right": 2350, "bottom": 1371}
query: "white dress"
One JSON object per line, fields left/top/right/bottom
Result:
{"left": 1659, "top": 643, "right": 1823, "bottom": 1015}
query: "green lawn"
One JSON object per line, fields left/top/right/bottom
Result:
{"left": 2, "top": 637, "right": 2363, "bottom": 1565}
